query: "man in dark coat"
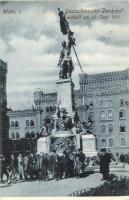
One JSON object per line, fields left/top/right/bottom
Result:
{"left": 79, "top": 149, "right": 86, "bottom": 174}
{"left": 63, "top": 150, "right": 70, "bottom": 178}
{"left": 0, "top": 155, "right": 9, "bottom": 183}
{"left": 99, "top": 148, "right": 111, "bottom": 180}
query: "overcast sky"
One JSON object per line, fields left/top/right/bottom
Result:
{"left": 0, "top": 0, "right": 129, "bottom": 110}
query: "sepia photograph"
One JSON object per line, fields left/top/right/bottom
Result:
{"left": 0, "top": 0, "right": 129, "bottom": 197}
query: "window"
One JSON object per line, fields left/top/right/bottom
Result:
{"left": 120, "top": 99, "right": 124, "bottom": 107}
{"left": 119, "top": 109, "right": 125, "bottom": 119}
{"left": 11, "top": 121, "right": 14, "bottom": 127}
{"left": 50, "top": 106, "right": 53, "bottom": 112}
{"left": 31, "top": 131, "right": 35, "bottom": 138}
{"left": 101, "top": 125, "right": 106, "bottom": 133}
{"left": 100, "top": 111, "right": 106, "bottom": 119}
{"left": 121, "top": 138, "right": 126, "bottom": 146}
{"left": 109, "top": 138, "right": 114, "bottom": 147}
{"left": 12, "top": 132, "right": 15, "bottom": 139}
{"left": 26, "top": 120, "right": 29, "bottom": 126}
{"left": 15, "top": 121, "right": 19, "bottom": 127}
{"left": 30, "top": 120, "right": 34, "bottom": 126}
{"left": 108, "top": 110, "right": 113, "bottom": 118}
{"left": 89, "top": 112, "right": 94, "bottom": 120}
{"left": 108, "top": 124, "right": 113, "bottom": 133}
{"left": 16, "top": 132, "right": 20, "bottom": 139}
{"left": 26, "top": 132, "right": 31, "bottom": 139}
{"left": 109, "top": 100, "right": 113, "bottom": 107}
{"left": 89, "top": 101, "right": 93, "bottom": 108}
{"left": 100, "top": 100, "right": 104, "bottom": 107}
{"left": 105, "top": 100, "right": 108, "bottom": 107}
{"left": 120, "top": 122, "right": 126, "bottom": 132}
{"left": 101, "top": 139, "right": 107, "bottom": 147}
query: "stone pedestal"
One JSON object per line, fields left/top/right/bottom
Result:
{"left": 50, "top": 131, "right": 80, "bottom": 154}
{"left": 81, "top": 134, "right": 97, "bottom": 157}
{"left": 37, "top": 136, "right": 50, "bottom": 154}
{"left": 37, "top": 132, "right": 80, "bottom": 154}
{"left": 56, "top": 78, "right": 74, "bottom": 118}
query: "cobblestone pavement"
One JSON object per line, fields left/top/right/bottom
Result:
{"left": 0, "top": 170, "right": 129, "bottom": 197}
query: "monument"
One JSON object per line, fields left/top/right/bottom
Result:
{"left": 80, "top": 119, "right": 97, "bottom": 157}
{"left": 37, "top": 8, "right": 97, "bottom": 157}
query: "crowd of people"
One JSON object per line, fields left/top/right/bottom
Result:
{"left": 0, "top": 149, "right": 86, "bottom": 184}
{"left": 1, "top": 149, "right": 129, "bottom": 184}
{"left": 116, "top": 152, "right": 129, "bottom": 165}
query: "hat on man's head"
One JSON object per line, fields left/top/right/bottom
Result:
{"left": 100, "top": 148, "right": 106, "bottom": 152}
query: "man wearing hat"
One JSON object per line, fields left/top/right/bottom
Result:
{"left": 99, "top": 148, "right": 111, "bottom": 180}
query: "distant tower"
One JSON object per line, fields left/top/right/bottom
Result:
{"left": 0, "top": 59, "right": 8, "bottom": 155}
{"left": 34, "top": 88, "right": 43, "bottom": 110}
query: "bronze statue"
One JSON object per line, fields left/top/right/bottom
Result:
{"left": 58, "top": 40, "right": 74, "bottom": 79}
{"left": 57, "top": 8, "right": 83, "bottom": 78}
{"left": 56, "top": 108, "right": 73, "bottom": 131}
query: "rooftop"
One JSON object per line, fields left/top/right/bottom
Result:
{"left": 79, "top": 68, "right": 129, "bottom": 84}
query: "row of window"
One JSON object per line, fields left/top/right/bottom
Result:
{"left": 101, "top": 138, "right": 126, "bottom": 147}
{"left": 101, "top": 124, "right": 113, "bottom": 133}
{"left": 100, "top": 109, "right": 125, "bottom": 119}
{"left": 11, "top": 131, "right": 36, "bottom": 140}
{"left": 10, "top": 110, "right": 125, "bottom": 129}
{"left": 100, "top": 100, "right": 113, "bottom": 107}
{"left": 26, "top": 120, "right": 35, "bottom": 127}
{"left": 11, "top": 132, "right": 20, "bottom": 139}
{"left": 25, "top": 131, "right": 35, "bottom": 139}
{"left": 46, "top": 106, "right": 56, "bottom": 113}
{"left": 10, "top": 119, "right": 35, "bottom": 128}
{"left": 100, "top": 122, "right": 126, "bottom": 133}
{"left": 99, "top": 99, "right": 127, "bottom": 108}
{"left": 10, "top": 117, "right": 51, "bottom": 132}
{"left": 89, "top": 109, "right": 125, "bottom": 121}
{"left": 120, "top": 99, "right": 129, "bottom": 107}
{"left": 100, "top": 110, "right": 113, "bottom": 119}
{"left": 10, "top": 121, "right": 19, "bottom": 128}
{"left": 89, "top": 110, "right": 123, "bottom": 121}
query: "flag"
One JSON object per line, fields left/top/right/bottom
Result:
{"left": 58, "top": 8, "right": 70, "bottom": 35}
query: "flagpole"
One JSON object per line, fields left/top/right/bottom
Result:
{"left": 72, "top": 45, "right": 83, "bottom": 73}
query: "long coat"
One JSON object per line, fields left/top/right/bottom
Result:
{"left": 18, "top": 156, "right": 24, "bottom": 179}
{"left": 99, "top": 153, "right": 111, "bottom": 174}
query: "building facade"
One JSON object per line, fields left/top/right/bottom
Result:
{"left": 79, "top": 68, "right": 129, "bottom": 154}
{"left": 7, "top": 107, "right": 55, "bottom": 154}
{"left": 8, "top": 69, "right": 129, "bottom": 155}
{"left": 0, "top": 59, "right": 8, "bottom": 155}
{"left": 7, "top": 109, "right": 43, "bottom": 154}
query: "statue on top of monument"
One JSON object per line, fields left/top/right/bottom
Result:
{"left": 57, "top": 8, "right": 83, "bottom": 78}
{"left": 58, "top": 40, "right": 74, "bottom": 79}
{"left": 57, "top": 8, "right": 80, "bottom": 79}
